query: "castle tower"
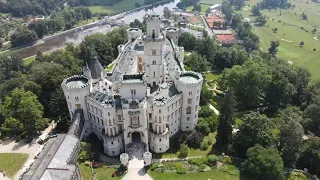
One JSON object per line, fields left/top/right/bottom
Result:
{"left": 175, "top": 72, "right": 203, "bottom": 131}
{"left": 143, "top": 14, "right": 166, "bottom": 87}
{"left": 61, "top": 75, "right": 92, "bottom": 121}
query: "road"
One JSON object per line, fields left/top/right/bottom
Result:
{"left": 0, "top": 122, "right": 56, "bottom": 180}
{"left": 200, "top": 15, "right": 214, "bottom": 38}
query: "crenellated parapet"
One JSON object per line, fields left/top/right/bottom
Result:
{"left": 61, "top": 75, "right": 91, "bottom": 92}
{"left": 127, "top": 28, "right": 142, "bottom": 41}
{"left": 176, "top": 71, "right": 203, "bottom": 89}
{"left": 165, "top": 27, "right": 179, "bottom": 45}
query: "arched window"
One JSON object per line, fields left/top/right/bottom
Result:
{"left": 186, "top": 106, "right": 191, "bottom": 114}
{"left": 109, "top": 119, "right": 112, "bottom": 125}
{"left": 152, "top": 29, "right": 155, "bottom": 39}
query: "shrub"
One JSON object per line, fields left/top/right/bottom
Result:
{"left": 225, "top": 156, "right": 232, "bottom": 164}
{"left": 207, "top": 138, "right": 213, "bottom": 145}
{"left": 154, "top": 168, "right": 165, "bottom": 173}
{"left": 287, "top": 171, "right": 308, "bottom": 180}
{"left": 178, "top": 144, "right": 188, "bottom": 158}
{"left": 208, "top": 154, "right": 218, "bottom": 165}
{"left": 219, "top": 164, "right": 228, "bottom": 172}
{"left": 313, "top": 48, "right": 316, "bottom": 51}
{"left": 188, "top": 157, "right": 208, "bottom": 166}
{"left": 300, "top": 41, "right": 304, "bottom": 46}
{"left": 164, "top": 162, "right": 176, "bottom": 170}
{"left": 176, "top": 162, "right": 187, "bottom": 174}
{"left": 84, "top": 161, "right": 91, "bottom": 166}
{"left": 200, "top": 141, "right": 209, "bottom": 150}
{"left": 199, "top": 164, "right": 207, "bottom": 172}
{"left": 150, "top": 163, "right": 160, "bottom": 171}
{"left": 187, "top": 131, "right": 204, "bottom": 149}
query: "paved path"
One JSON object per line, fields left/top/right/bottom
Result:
{"left": 200, "top": 15, "right": 214, "bottom": 38}
{"left": 0, "top": 123, "right": 56, "bottom": 180}
{"left": 208, "top": 102, "right": 220, "bottom": 115}
{"left": 122, "top": 144, "right": 152, "bottom": 180}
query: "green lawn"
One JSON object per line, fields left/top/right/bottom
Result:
{"left": 78, "top": 163, "right": 124, "bottom": 180}
{"left": 200, "top": 0, "right": 223, "bottom": 5}
{"left": 186, "top": 4, "right": 212, "bottom": 13}
{"left": 23, "top": 56, "right": 36, "bottom": 65}
{"left": 74, "top": 17, "right": 98, "bottom": 28}
{"left": 0, "top": 153, "right": 29, "bottom": 178}
{"left": 88, "top": 0, "right": 145, "bottom": 14}
{"left": 204, "top": 71, "right": 222, "bottom": 83}
{"left": 149, "top": 167, "right": 240, "bottom": 180}
{"left": 153, "top": 133, "right": 217, "bottom": 159}
{"left": 237, "top": 0, "right": 320, "bottom": 79}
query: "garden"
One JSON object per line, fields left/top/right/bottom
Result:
{"left": 78, "top": 162, "right": 126, "bottom": 180}
{"left": 148, "top": 155, "right": 242, "bottom": 180}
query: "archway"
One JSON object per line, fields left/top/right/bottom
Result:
{"left": 132, "top": 132, "right": 141, "bottom": 143}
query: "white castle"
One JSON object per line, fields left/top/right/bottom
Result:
{"left": 61, "top": 14, "right": 203, "bottom": 157}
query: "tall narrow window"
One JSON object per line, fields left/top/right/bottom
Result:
{"left": 152, "top": 29, "right": 155, "bottom": 39}
{"left": 186, "top": 106, "right": 191, "bottom": 114}
{"left": 152, "top": 60, "right": 156, "bottom": 65}
{"left": 153, "top": 71, "right": 156, "bottom": 77}
{"left": 131, "top": 89, "right": 136, "bottom": 97}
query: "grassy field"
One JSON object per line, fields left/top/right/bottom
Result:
{"left": 200, "top": 0, "right": 223, "bottom": 5}
{"left": 0, "top": 153, "right": 29, "bottom": 178}
{"left": 78, "top": 163, "right": 124, "bottom": 180}
{"left": 186, "top": 4, "right": 211, "bottom": 13}
{"left": 236, "top": 0, "right": 320, "bottom": 79}
{"left": 88, "top": 0, "right": 144, "bottom": 13}
{"left": 149, "top": 167, "right": 240, "bottom": 180}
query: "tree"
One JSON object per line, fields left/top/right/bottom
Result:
{"left": 214, "top": 46, "right": 248, "bottom": 70}
{"left": 49, "top": 88, "right": 70, "bottom": 132}
{"left": 23, "top": 80, "right": 41, "bottom": 96}
{"left": 163, "top": 7, "right": 171, "bottom": 19}
{"left": 213, "top": 21, "right": 222, "bottom": 28}
{"left": 193, "top": 4, "right": 201, "bottom": 12}
{"left": 233, "top": 0, "right": 245, "bottom": 9}
{"left": 255, "top": 16, "right": 267, "bottom": 26}
{"left": 303, "top": 104, "right": 320, "bottom": 136}
{"left": 300, "top": 41, "right": 304, "bottom": 46}
{"left": 1, "top": 117, "right": 24, "bottom": 136}
{"left": 312, "top": 28, "right": 317, "bottom": 34}
{"left": 178, "top": 144, "right": 188, "bottom": 158}
{"left": 221, "top": 1, "right": 233, "bottom": 21}
{"left": 78, "top": 142, "right": 93, "bottom": 162}
{"left": 10, "top": 28, "right": 38, "bottom": 47}
{"left": 268, "top": 40, "right": 280, "bottom": 55}
{"left": 231, "top": 112, "right": 276, "bottom": 158}
{"left": 184, "top": 52, "right": 211, "bottom": 73}
{"left": 1, "top": 88, "right": 44, "bottom": 137}
{"left": 242, "top": 145, "right": 285, "bottom": 180}
{"left": 200, "top": 85, "right": 214, "bottom": 105}
{"left": 187, "top": 131, "right": 204, "bottom": 149}
{"left": 216, "top": 89, "right": 236, "bottom": 152}
{"left": 218, "top": 60, "right": 271, "bottom": 109}
{"left": 251, "top": 5, "right": 261, "bottom": 16}
{"left": 279, "top": 119, "right": 304, "bottom": 168}
{"left": 178, "top": 32, "right": 196, "bottom": 51}
{"left": 301, "top": 12, "right": 307, "bottom": 20}
{"left": 195, "top": 37, "right": 217, "bottom": 65}
{"left": 297, "top": 139, "right": 320, "bottom": 177}
{"left": 231, "top": 14, "right": 242, "bottom": 29}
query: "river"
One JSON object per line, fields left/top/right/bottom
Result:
{"left": 17, "top": 0, "right": 181, "bottom": 59}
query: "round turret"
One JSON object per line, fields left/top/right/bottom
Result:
{"left": 127, "top": 28, "right": 142, "bottom": 41}
{"left": 61, "top": 75, "right": 92, "bottom": 120}
{"left": 175, "top": 71, "right": 203, "bottom": 132}
{"left": 166, "top": 27, "right": 179, "bottom": 45}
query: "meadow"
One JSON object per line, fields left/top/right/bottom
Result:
{"left": 237, "top": 0, "right": 320, "bottom": 79}
{"left": 88, "top": 0, "right": 145, "bottom": 13}
{"left": 0, "top": 153, "right": 29, "bottom": 178}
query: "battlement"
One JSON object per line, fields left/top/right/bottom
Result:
{"left": 61, "top": 75, "right": 91, "bottom": 91}
{"left": 166, "top": 27, "right": 179, "bottom": 32}
{"left": 177, "top": 71, "right": 203, "bottom": 86}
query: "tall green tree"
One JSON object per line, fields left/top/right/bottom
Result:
{"left": 303, "top": 104, "right": 320, "bottom": 136}
{"left": 232, "top": 112, "right": 276, "bottom": 158}
{"left": 178, "top": 32, "right": 196, "bottom": 51}
{"left": 1, "top": 88, "right": 45, "bottom": 136}
{"left": 297, "top": 139, "right": 320, "bottom": 177}
{"left": 184, "top": 52, "right": 211, "bottom": 73}
{"left": 242, "top": 145, "right": 285, "bottom": 180}
{"left": 251, "top": 5, "right": 261, "bottom": 16}
{"left": 279, "top": 119, "right": 304, "bottom": 168}
{"left": 268, "top": 40, "right": 280, "bottom": 55}
{"left": 216, "top": 89, "right": 237, "bottom": 152}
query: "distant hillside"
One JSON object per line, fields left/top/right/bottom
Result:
{"left": 68, "top": 0, "right": 164, "bottom": 7}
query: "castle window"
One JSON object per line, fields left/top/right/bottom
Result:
{"left": 159, "top": 138, "right": 161, "bottom": 142}
{"left": 187, "top": 117, "right": 190, "bottom": 121}
{"left": 152, "top": 29, "right": 155, "bottom": 39}
{"left": 118, "top": 115, "right": 122, "bottom": 121}
{"left": 186, "top": 126, "right": 189, "bottom": 129}
{"left": 101, "top": 119, "right": 104, "bottom": 125}
{"left": 111, "top": 142, "right": 113, "bottom": 145}
{"left": 195, "top": 105, "right": 198, "bottom": 111}
{"left": 153, "top": 71, "right": 156, "bottom": 77}
{"left": 186, "top": 106, "right": 191, "bottom": 114}
{"left": 98, "top": 119, "right": 100, "bottom": 124}
{"left": 160, "top": 148, "right": 161, "bottom": 151}
{"left": 167, "top": 115, "right": 170, "bottom": 121}
{"left": 188, "top": 99, "right": 192, "bottom": 104}
{"left": 175, "top": 110, "right": 177, "bottom": 117}
{"left": 152, "top": 60, "right": 156, "bottom": 65}
{"left": 195, "top": 114, "right": 197, "bottom": 118}
{"left": 196, "top": 96, "right": 199, "bottom": 101}
{"left": 75, "top": 97, "right": 79, "bottom": 101}
{"left": 109, "top": 119, "right": 112, "bottom": 125}
{"left": 159, "top": 109, "right": 161, "bottom": 113}
{"left": 118, "top": 140, "right": 119, "bottom": 142}
{"left": 113, "top": 151, "right": 114, "bottom": 154}
{"left": 131, "top": 89, "right": 136, "bottom": 97}
{"left": 152, "top": 49, "right": 156, "bottom": 55}
{"left": 189, "top": 91, "right": 192, "bottom": 96}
